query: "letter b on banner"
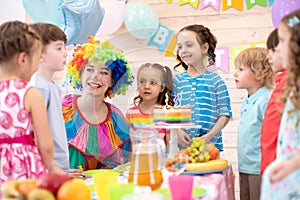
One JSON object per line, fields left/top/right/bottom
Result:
{"left": 148, "top": 24, "right": 174, "bottom": 52}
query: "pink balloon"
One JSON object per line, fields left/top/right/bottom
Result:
{"left": 272, "top": 0, "right": 300, "bottom": 28}
{"left": 97, "top": 0, "right": 126, "bottom": 35}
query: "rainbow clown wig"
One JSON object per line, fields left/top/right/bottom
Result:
{"left": 65, "top": 36, "right": 133, "bottom": 98}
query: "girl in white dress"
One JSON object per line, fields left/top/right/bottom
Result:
{"left": 260, "top": 8, "right": 300, "bottom": 200}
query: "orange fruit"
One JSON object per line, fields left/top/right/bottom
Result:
{"left": 17, "top": 179, "right": 38, "bottom": 197}
{"left": 207, "top": 143, "right": 220, "bottom": 160}
{"left": 57, "top": 179, "right": 91, "bottom": 200}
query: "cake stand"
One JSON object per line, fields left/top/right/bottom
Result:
{"left": 145, "top": 123, "right": 202, "bottom": 159}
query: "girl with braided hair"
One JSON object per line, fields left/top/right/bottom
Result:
{"left": 0, "top": 21, "right": 65, "bottom": 184}
{"left": 173, "top": 24, "right": 232, "bottom": 151}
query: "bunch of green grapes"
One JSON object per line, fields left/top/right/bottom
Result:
{"left": 186, "top": 137, "right": 210, "bottom": 163}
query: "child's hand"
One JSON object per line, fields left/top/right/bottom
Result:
{"left": 177, "top": 129, "right": 192, "bottom": 149}
{"left": 50, "top": 162, "right": 67, "bottom": 175}
{"left": 270, "top": 157, "right": 298, "bottom": 183}
{"left": 68, "top": 168, "right": 83, "bottom": 178}
{"left": 200, "top": 134, "right": 213, "bottom": 144}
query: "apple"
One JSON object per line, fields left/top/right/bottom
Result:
{"left": 37, "top": 173, "right": 72, "bottom": 195}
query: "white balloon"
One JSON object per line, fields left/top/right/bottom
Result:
{"left": 97, "top": 0, "right": 126, "bottom": 35}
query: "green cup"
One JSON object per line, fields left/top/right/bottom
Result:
{"left": 109, "top": 183, "right": 137, "bottom": 200}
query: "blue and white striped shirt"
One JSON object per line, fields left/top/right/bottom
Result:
{"left": 173, "top": 70, "right": 232, "bottom": 150}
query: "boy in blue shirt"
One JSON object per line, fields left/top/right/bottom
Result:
{"left": 234, "top": 47, "right": 274, "bottom": 200}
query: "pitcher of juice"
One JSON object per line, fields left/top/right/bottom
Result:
{"left": 128, "top": 128, "right": 165, "bottom": 190}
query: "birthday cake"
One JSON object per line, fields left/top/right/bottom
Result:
{"left": 153, "top": 106, "right": 192, "bottom": 124}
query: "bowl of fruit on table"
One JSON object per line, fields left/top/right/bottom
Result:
{"left": 184, "top": 138, "right": 228, "bottom": 174}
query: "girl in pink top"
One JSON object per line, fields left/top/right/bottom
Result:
{"left": 0, "top": 21, "right": 65, "bottom": 185}
{"left": 126, "top": 63, "right": 174, "bottom": 144}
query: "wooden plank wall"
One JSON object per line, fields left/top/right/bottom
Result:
{"left": 53, "top": 1, "right": 274, "bottom": 199}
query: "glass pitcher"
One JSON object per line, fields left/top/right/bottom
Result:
{"left": 128, "top": 127, "right": 166, "bottom": 190}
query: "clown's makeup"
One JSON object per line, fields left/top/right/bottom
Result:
{"left": 65, "top": 36, "right": 133, "bottom": 98}
{"left": 81, "top": 62, "right": 112, "bottom": 96}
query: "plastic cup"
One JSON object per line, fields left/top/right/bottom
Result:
{"left": 168, "top": 174, "right": 194, "bottom": 200}
{"left": 109, "top": 183, "right": 137, "bottom": 200}
{"left": 93, "top": 170, "right": 120, "bottom": 200}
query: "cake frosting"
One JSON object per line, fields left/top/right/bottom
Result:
{"left": 153, "top": 106, "right": 192, "bottom": 124}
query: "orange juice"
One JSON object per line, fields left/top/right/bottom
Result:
{"left": 128, "top": 151, "right": 163, "bottom": 190}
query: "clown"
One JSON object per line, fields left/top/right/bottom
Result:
{"left": 62, "top": 36, "right": 133, "bottom": 171}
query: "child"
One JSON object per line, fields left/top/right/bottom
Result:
{"left": 126, "top": 63, "right": 174, "bottom": 144}
{"left": 173, "top": 24, "right": 232, "bottom": 150}
{"left": 29, "top": 23, "right": 69, "bottom": 173}
{"left": 0, "top": 21, "right": 64, "bottom": 184}
{"left": 63, "top": 36, "right": 133, "bottom": 170}
{"left": 260, "top": 28, "right": 287, "bottom": 176}
{"left": 234, "top": 47, "right": 274, "bottom": 200}
{"left": 260, "top": 9, "right": 300, "bottom": 199}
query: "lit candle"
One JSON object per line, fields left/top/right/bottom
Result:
{"left": 165, "top": 92, "right": 169, "bottom": 107}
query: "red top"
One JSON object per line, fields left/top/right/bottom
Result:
{"left": 260, "top": 70, "right": 287, "bottom": 176}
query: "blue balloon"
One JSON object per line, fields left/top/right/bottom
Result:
{"left": 60, "top": 0, "right": 104, "bottom": 45}
{"left": 124, "top": 2, "right": 159, "bottom": 39}
{"left": 22, "top": 0, "right": 63, "bottom": 26}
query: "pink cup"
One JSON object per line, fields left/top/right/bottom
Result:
{"left": 168, "top": 174, "right": 194, "bottom": 200}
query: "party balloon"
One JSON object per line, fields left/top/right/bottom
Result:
{"left": 60, "top": 0, "right": 104, "bottom": 45}
{"left": 97, "top": 0, "right": 126, "bottom": 35}
{"left": 272, "top": 0, "right": 300, "bottom": 28}
{"left": 124, "top": 2, "right": 159, "bottom": 39}
{"left": 22, "top": 0, "right": 63, "bottom": 26}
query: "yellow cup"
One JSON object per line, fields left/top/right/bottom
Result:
{"left": 93, "top": 170, "right": 120, "bottom": 200}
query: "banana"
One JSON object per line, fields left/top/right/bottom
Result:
{"left": 27, "top": 188, "right": 55, "bottom": 200}
{"left": 185, "top": 158, "right": 228, "bottom": 171}
{"left": 1, "top": 180, "right": 20, "bottom": 199}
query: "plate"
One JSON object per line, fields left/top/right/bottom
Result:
{"left": 182, "top": 166, "right": 229, "bottom": 175}
{"left": 113, "top": 162, "right": 131, "bottom": 172}
{"left": 155, "top": 187, "right": 206, "bottom": 199}
{"left": 83, "top": 169, "right": 123, "bottom": 177}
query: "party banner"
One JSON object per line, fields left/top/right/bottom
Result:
{"left": 222, "top": 0, "right": 243, "bottom": 11}
{"left": 164, "top": 34, "right": 177, "bottom": 57}
{"left": 230, "top": 45, "right": 250, "bottom": 71}
{"left": 199, "top": 0, "right": 221, "bottom": 11}
{"left": 246, "top": 0, "right": 267, "bottom": 10}
{"left": 213, "top": 47, "right": 229, "bottom": 72}
{"left": 147, "top": 25, "right": 268, "bottom": 73}
{"left": 268, "top": 0, "right": 274, "bottom": 6}
{"left": 179, "top": 0, "right": 200, "bottom": 8}
{"left": 167, "top": 0, "right": 271, "bottom": 10}
{"left": 250, "top": 40, "right": 267, "bottom": 48}
{"left": 148, "top": 24, "right": 174, "bottom": 52}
